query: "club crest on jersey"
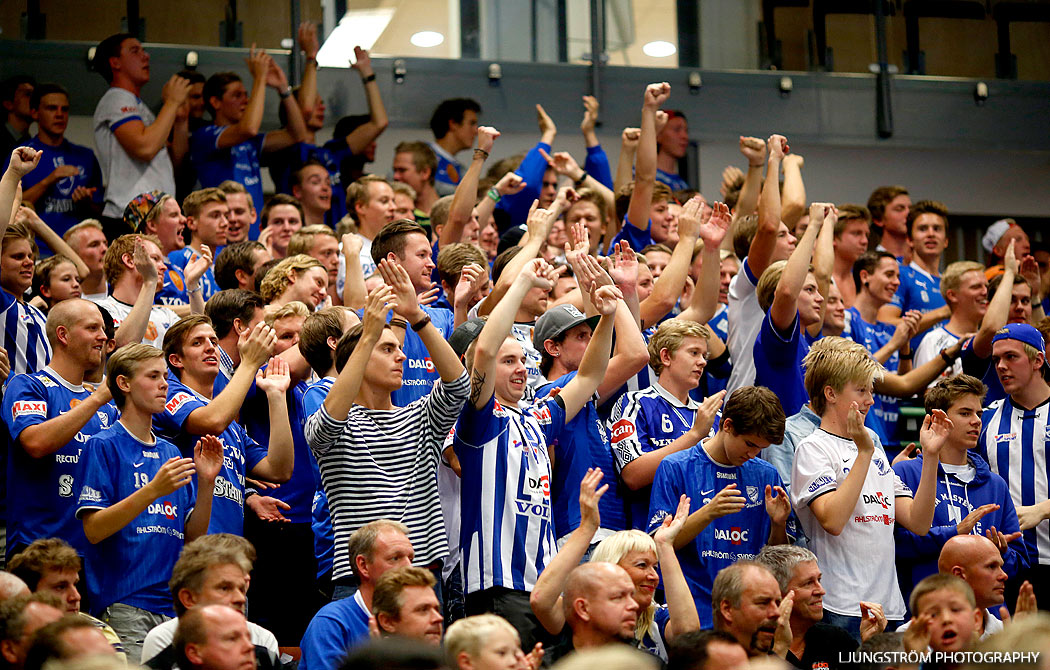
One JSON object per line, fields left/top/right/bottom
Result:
{"left": 166, "top": 392, "right": 193, "bottom": 414}
{"left": 746, "top": 486, "right": 760, "bottom": 504}
{"left": 610, "top": 419, "right": 634, "bottom": 444}
{"left": 39, "top": 375, "right": 57, "bottom": 388}
{"left": 493, "top": 400, "right": 507, "bottom": 417}
{"left": 12, "top": 401, "right": 46, "bottom": 419}
{"left": 529, "top": 406, "right": 552, "bottom": 425}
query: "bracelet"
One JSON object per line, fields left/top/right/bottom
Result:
{"left": 573, "top": 171, "right": 588, "bottom": 188}
{"left": 487, "top": 187, "right": 502, "bottom": 203}
{"left": 939, "top": 348, "right": 956, "bottom": 365}
{"left": 390, "top": 318, "right": 409, "bottom": 330}
{"left": 411, "top": 314, "right": 432, "bottom": 332}
{"left": 278, "top": 86, "right": 293, "bottom": 99}
{"left": 362, "top": 73, "right": 376, "bottom": 83}
{"left": 899, "top": 352, "right": 913, "bottom": 360}
{"left": 474, "top": 148, "right": 489, "bottom": 160}
{"left": 187, "top": 285, "right": 203, "bottom": 294}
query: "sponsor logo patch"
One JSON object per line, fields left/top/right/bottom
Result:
{"left": 165, "top": 392, "right": 193, "bottom": 414}
{"left": 12, "top": 401, "right": 46, "bottom": 419}
{"left": 610, "top": 419, "right": 635, "bottom": 443}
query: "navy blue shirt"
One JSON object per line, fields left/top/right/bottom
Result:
{"left": 190, "top": 125, "right": 265, "bottom": 239}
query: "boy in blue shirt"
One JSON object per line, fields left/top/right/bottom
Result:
{"left": 76, "top": 343, "right": 222, "bottom": 663}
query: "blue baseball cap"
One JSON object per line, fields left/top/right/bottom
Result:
{"left": 991, "top": 323, "right": 1048, "bottom": 365}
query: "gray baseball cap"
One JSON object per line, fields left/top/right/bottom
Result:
{"left": 449, "top": 318, "right": 486, "bottom": 358}
{"left": 532, "top": 304, "right": 600, "bottom": 351}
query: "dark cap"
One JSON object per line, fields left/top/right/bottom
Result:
{"left": 449, "top": 317, "right": 486, "bottom": 358}
{"left": 532, "top": 304, "right": 600, "bottom": 352}
{"left": 123, "top": 190, "right": 169, "bottom": 232}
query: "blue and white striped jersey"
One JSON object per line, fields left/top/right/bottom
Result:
{"left": 453, "top": 393, "right": 567, "bottom": 595}
{"left": 0, "top": 287, "right": 50, "bottom": 376}
{"left": 980, "top": 396, "right": 1050, "bottom": 565}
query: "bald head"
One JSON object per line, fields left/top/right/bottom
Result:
{"left": 938, "top": 534, "right": 1007, "bottom": 609}
{"left": 564, "top": 563, "right": 624, "bottom": 606}
{"left": 44, "top": 299, "right": 101, "bottom": 347}
{"left": 0, "top": 573, "right": 29, "bottom": 602}
{"left": 938, "top": 535, "right": 996, "bottom": 573}
{"left": 563, "top": 562, "right": 639, "bottom": 646}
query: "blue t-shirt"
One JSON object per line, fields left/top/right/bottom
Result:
{"left": 753, "top": 311, "right": 814, "bottom": 417}
{"left": 13, "top": 137, "right": 103, "bottom": 254}
{"left": 391, "top": 305, "right": 456, "bottom": 407}
{"left": 299, "top": 591, "right": 370, "bottom": 670}
{"left": 610, "top": 217, "right": 653, "bottom": 256}
{"left": 846, "top": 306, "right": 901, "bottom": 443}
{"left": 3, "top": 368, "right": 117, "bottom": 554}
{"left": 75, "top": 422, "right": 193, "bottom": 616}
{"left": 303, "top": 377, "right": 335, "bottom": 577}
{"left": 153, "top": 373, "right": 266, "bottom": 534}
{"left": 429, "top": 141, "right": 463, "bottom": 189}
{"left": 648, "top": 446, "right": 785, "bottom": 628}
{"left": 167, "top": 248, "right": 219, "bottom": 302}
{"left": 891, "top": 263, "right": 946, "bottom": 351}
{"left": 155, "top": 266, "right": 191, "bottom": 307}
{"left": 268, "top": 142, "right": 349, "bottom": 225}
{"left": 537, "top": 372, "right": 625, "bottom": 538}
{"left": 655, "top": 168, "right": 688, "bottom": 192}
{"left": 190, "top": 125, "right": 265, "bottom": 239}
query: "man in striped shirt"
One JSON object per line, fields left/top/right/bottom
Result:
{"left": 980, "top": 322, "right": 1050, "bottom": 606}
{"left": 452, "top": 252, "right": 619, "bottom": 650}
{"left": 305, "top": 260, "right": 468, "bottom": 602}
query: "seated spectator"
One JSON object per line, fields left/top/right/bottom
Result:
{"left": 710, "top": 561, "right": 787, "bottom": 658}
{"left": 214, "top": 241, "right": 270, "bottom": 292}
{"left": 893, "top": 375, "right": 1027, "bottom": 602}
{"left": 665, "top": 630, "right": 748, "bottom": 670}
{"left": 121, "top": 191, "right": 192, "bottom": 309}
{"left": 390, "top": 182, "right": 417, "bottom": 222}
{"left": 0, "top": 594, "right": 63, "bottom": 670}
{"left": 15, "top": 83, "right": 102, "bottom": 251}
{"left": 169, "top": 188, "right": 226, "bottom": 300}
{"left": 204, "top": 289, "right": 266, "bottom": 381}
{"left": 903, "top": 575, "right": 981, "bottom": 654}
{"left": 428, "top": 98, "right": 481, "bottom": 194}
{"left": 372, "top": 567, "right": 443, "bottom": 644}
{"left": 288, "top": 225, "right": 339, "bottom": 303}
{"left": 0, "top": 75, "right": 34, "bottom": 157}
{"left": 556, "top": 562, "right": 639, "bottom": 658}
{"left": 259, "top": 254, "right": 327, "bottom": 309}
{"left": 299, "top": 520, "right": 414, "bottom": 670}
{"left": 216, "top": 181, "right": 255, "bottom": 244}
{"left": 23, "top": 617, "right": 116, "bottom": 670}
{"left": 2, "top": 299, "right": 116, "bottom": 557}
{"left": 290, "top": 161, "right": 332, "bottom": 227}
{"left": 0, "top": 574, "right": 29, "bottom": 602}
{"left": 8, "top": 538, "right": 125, "bottom": 657}
{"left": 191, "top": 50, "right": 308, "bottom": 239}
{"left": 259, "top": 194, "right": 303, "bottom": 261}
{"left": 64, "top": 220, "right": 109, "bottom": 301}
{"left": 444, "top": 614, "right": 536, "bottom": 670}
{"left": 141, "top": 536, "right": 281, "bottom": 669}
{"left": 648, "top": 386, "right": 790, "bottom": 627}
{"left": 173, "top": 605, "right": 255, "bottom": 670}
{"left": 791, "top": 336, "right": 944, "bottom": 639}
{"left": 983, "top": 219, "right": 1030, "bottom": 280}
{"left": 91, "top": 34, "right": 188, "bottom": 238}
{"left": 867, "top": 185, "right": 911, "bottom": 262}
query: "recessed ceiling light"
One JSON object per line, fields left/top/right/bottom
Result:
{"left": 643, "top": 40, "right": 676, "bottom": 58}
{"left": 411, "top": 31, "right": 445, "bottom": 48}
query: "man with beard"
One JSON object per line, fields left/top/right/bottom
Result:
{"left": 711, "top": 561, "right": 790, "bottom": 658}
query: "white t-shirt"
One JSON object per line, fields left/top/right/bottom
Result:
{"left": 914, "top": 326, "right": 962, "bottom": 387}
{"left": 335, "top": 234, "right": 376, "bottom": 298}
{"left": 95, "top": 296, "right": 180, "bottom": 348}
{"left": 141, "top": 617, "right": 279, "bottom": 665}
{"left": 93, "top": 87, "right": 175, "bottom": 217}
{"left": 725, "top": 257, "right": 763, "bottom": 395}
{"left": 790, "top": 427, "right": 912, "bottom": 619}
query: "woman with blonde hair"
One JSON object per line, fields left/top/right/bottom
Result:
{"left": 529, "top": 469, "right": 700, "bottom": 661}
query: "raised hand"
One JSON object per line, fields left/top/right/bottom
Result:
{"left": 552, "top": 185, "right": 580, "bottom": 214}
{"left": 238, "top": 321, "right": 277, "bottom": 370}
{"left": 767, "top": 134, "right": 789, "bottom": 160}
{"left": 377, "top": 258, "right": 423, "bottom": 321}
{"left": 256, "top": 356, "right": 291, "bottom": 395}
{"left": 298, "top": 22, "right": 320, "bottom": 60}
{"left": 578, "top": 467, "right": 608, "bottom": 531}
{"left": 351, "top": 46, "right": 373, "bottom": 75}
{"left": 654, "top": 110, "right": 669, "bottom": 135}
{"left": 266, "top": 57, "right": 290, "bottom": 90}
{"left": 563, "top": 220, "right": 590, "bottom": 266}
{"left": 246, "top": 45, "right": 269, "bottom": 81}
{"left": 739, "top": 136, "right": 766, "bottom": 167}
{"left": 773, "top": 590, "right": 795, "bottom": 658}
{"left": 607, "top": 241, "right": 638, "bottom": 297}
{"left": 521, "top": 257, "right": 555, "bottom": 292}
{"left": 184, "top": 245, "right": 213, "bottom": 288}
{"left": 571, "top": 253, "right": 612, "bottom": 293}
{"left": 985, "top": 525, "right": 1023, "bottom": 555}
{"left": 495, "top": 171, "right": 527, "bottom": 196}
{"left": 693, "top": 389, "right": 726, "bottom": 437}
{"left": 162, "top": 74, "right": 191, "bottom": 106}
{"left": 536, "top": 104, "right": 557, "bottom": 138}
{"left": 454, "top": 263, "right": 485, "bottom": 309}
{"left": 721, "top": 165, "right": 744, "bottom": 198}
{"left": 621, "top": 127, "right": 641, "bottom": 150}
{"left": 703, "top": 484, "right": 747, "bottom": 519}
{"left": 765, "top": 484, "right": 791, "bottom": 525}
{"left": 580, "top": 95, "right": 599, "bottom": 136}
{"left": 676, "top": 194, "right": 706, "bottom": 241}
{"left": 644, "top": 82, "right": 671, "bottom": 109}
{"left": 7, "top": 147, "right": 42, "bottom": 178}
{"left": 525, "top": 201, "right": 555, "bottom": 246}
{"left": 362, "top": 284, "right": 397, "bottom": 340}
{"left": 476, "top": 125, "right": 500, "bottom": 154}
{"left": 133, "top": 238, "right": 159, "bottom": 285}
{"left": 590, "top": 283, "right": 623, "bottom": 316}
{"left": 193, "top": 435, "right": 224, "bottom": 482}
{"left": 859, "top": 602, "right": 887, "bottom": 642}
{"left": 957, "top": 503, "right": 999, "bottom": 535}
{"left": 150, "top": 457, "right": 195, "bottom": 496}
{"left": 782, "top": 154, "right": 805, "bottom": 170}
{"left": 341, "top": 232, "right": 363, "bottom": 259}
{"left": 1020, "top": 254, "right": 1041, "bottom": 295}
{"left": 698, "top": 201, "right": 731, "bottom": 248}
{"left": 903, "top": 612, "right": 932, "bottom": 653}
{"left": 539, "top": 148, "right": 583, "bottom": 180}
{"left": 847, "top": 402, "right": 875, "bottom": 454}
{"left": 919, "top": 409, "right": 952, "bottom": 460}
{"left": 247, "top": 494, "right": 291, "bottom": 522}
{"left": 654, "top": 494, "right": 691, "bottom": 547}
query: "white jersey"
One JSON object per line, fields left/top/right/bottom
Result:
{"left": 94, "top": 296, "right": 179, "bottom": 348}
{"left": 725, "top": 258, "right": 762, "bottom": 394}
{"left": 141, "top": 617, "right": 278, "bottom": 664}
{"left": 913, "top": 326, "right": 962, "bottom": 387}
{"left": 791, "top": 427, "right": 912, "bottom": 619}
{"left": 93, "top": 87, "right": 175, "bottom": 217}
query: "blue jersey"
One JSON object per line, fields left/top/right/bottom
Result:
{"left": 268, "top": 142, "right": 348, "bottom": 225}
{"left": 980, "top": 396, "right": 1050, "bottom": 566}
{"left": 453, "top": 394, "right": 567, "bottom": 595}
{"left": 298, "top": 591, "right": 370, "bottom": 670}
{"left": 891, "top": 263, "right": 946, "bottom": 351}
{"left": 753, "top": 311, "right": 814, "bottom": 417}
{"left": 429, "top": 141, "right": 463, "bottom": 189}
{"left": 608, "top": 382, "right": 712, "bottom": 530}
{"left": 709, "top": 303, "right": 729, "bottom": 342}
{"left": 14, "top": 137, "right": 103, "bottom": 253}
{"left": 239, "top": 378, "right": 315, "bottom": 523}
{"left": 0, "top": 286, "right": 50, "bottom": 376}
{"left": 655, "top": 168, "right": 688, "bottom": 192}
{"left": 537, "top": 372, "right": 625, "bottom": 538}
{"left": 190, "top": 126, "right": 265, "bottom": 239}
{"left": 610, "top": 217, "right": 653, "bottom": 256}
{"left": 304, "top": 377, "right": 335, "bottom": 577}
{"left": 3, "top": 368, "right": 117, "bottom": 553}
{"left": 392, "top": 305, "right": 455, "bottom": 407}
{"left": 155, "top": 266, "right": 191, "bottom": 307}
{"left": 153, "top": 373, "right": 267, "bottom": 535}
{"left": 496, "top": 142, "right": 551, "bottom": 228}
{"left": 167, "top": 248, "right": 218, "bottom": 301}
{"left": 847, "top": 306, "right": 901, "bottom": 443}
{"left": 75, "top": 422, "right": 193, "bottom": 616}
{"left": 649, "top": 446, "right": 784, "bottom": 628}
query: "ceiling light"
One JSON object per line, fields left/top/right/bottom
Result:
{"left": 317, "top": 8, "right": 394, "bottom": 68}
{"left": 410, "top": 31, "right": 444, "bottom": 48}
{"left": 642, "top": 41, "right": 676, "bottom": 58}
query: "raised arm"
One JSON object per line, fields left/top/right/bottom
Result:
{"left": 557, "top": 284, "right": 619, "bottom": 421}
{"left": 808, "top": 403, "right": 874, "bottom": 535}
{"left": 113, "top": 75, "right": 190, "bottom": 162}
{"left": 540, "top": 148, "right": 614, "bottom": 215}
{"left": 639, "top": 195, "right": 702, "bottom": 328}
{"left": 809, "top": 203, "right": 837, "bottom": 337}
{"left": 732, "top": 136, "right": 766, "bottom": 223}
{"left": 780, "top": 154, "right": 806, "bottom": 228}
{"left": 749, "top": 134, "right": 788, "bottom": 278}
{"left": 625, "top": 83, "right": 669, "bottom": 232}
{"left": 112, "top": 240, "right": 162, "bottom": 348}
{"left": 653, "top": 495, "right": 702, "bottom": 640}
{"left": 342, "top": 47, "right": 389, "bottom": 154}
{"left": 0, "top": 149, "right": 41, "bottom": 236}
{"left": 473, "top": 171, "right": 525, "bottom": 238}
{"left": 894, "top": 411, "right": 948, "bottom": 535}
{"left": 181, "top": 244, "right": 212, "bottom": 315}
{"left": 597, "top": 245, "right": 650, "bottom": 402}
{"left": 261, "top": 57, "right": 310, "bottom": 151}
{"left": 295, "top": 22, "right": 320, "bottom": 113}
{"left": 322, "top": 286, "right": 394, "bottom": 419}
{"left": 246, "top": 357, "right": 295, "bottom": 483}
{"left": 874, "top": 335, "right": 965, "bottom": 396}
{"left": 19, "top": 207, "right": 89, "bottom": 280}
{"left": 215, "top": 48, "right": 269, "bottom": 149}
{"left": 477, "top": 204, "right": 550, "bottom": 317}
{"left": 614, "top": 127, "right": 640, "bottom": 195}
{"left": 341, "top": 233, "right": 366, "bottom": 310}
{"left": 973, "top": 240, "right": 1017, "bottom": 359}
{"left": 18, "top": 384, "right": 111, "bottom": 459}
{"left": 678, "top": 202, "right": 731, "bottom": 324}
{"left": 441, "top": 126, "right": 499, "bottom": 248}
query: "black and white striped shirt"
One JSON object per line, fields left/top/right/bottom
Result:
{"left": 305, "top": 372, "right": 470, "bottom": 580}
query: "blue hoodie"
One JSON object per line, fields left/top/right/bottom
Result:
{"left": 893, "top": 451, "right": 1029, "bottom": 604}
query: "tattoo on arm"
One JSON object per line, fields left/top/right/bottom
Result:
{"left": 469, "top": 369, "right": 487, "bottom": 405}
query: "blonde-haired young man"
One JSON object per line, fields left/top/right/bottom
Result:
{"left": 791, "top": 336, "right": 945, "bottom": 639}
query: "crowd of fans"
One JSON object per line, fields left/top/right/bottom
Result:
{"left": 0, "top": 24, "right": 1049, "bottom": 670}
